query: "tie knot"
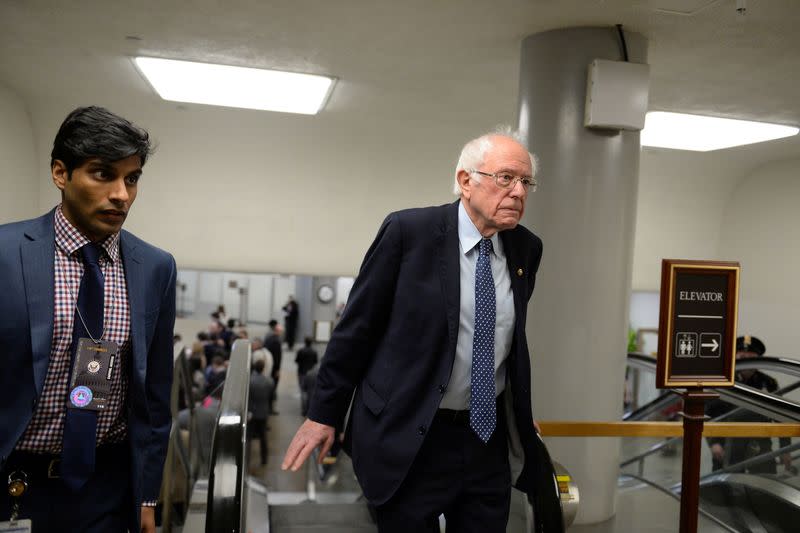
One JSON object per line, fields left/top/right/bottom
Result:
{"left": 478, "top": 238, "right": 493, "bottom": 257}
{"left": 80, "top": 243, "right": 103, "bottom": 266}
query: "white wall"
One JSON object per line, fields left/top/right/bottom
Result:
{"left": 631, "top": 148, "right": 746, "bottom": 290}
{"left": 717, "top": 157, "right": 800, "bottom": 357}
{"left": 0, "top": 83, "right": 38, "bottom": 224}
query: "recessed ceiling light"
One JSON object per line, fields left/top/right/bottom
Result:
{"left": 134, "top": 57, "right": 335, "bottom": 115}
{"left": 641, "top": 111, "right": 799, "bottom": 151}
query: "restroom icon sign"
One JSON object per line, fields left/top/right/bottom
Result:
{"left": 675, "top": 332, "right": 697, "bottom": 357}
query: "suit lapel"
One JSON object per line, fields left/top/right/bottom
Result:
{"left": 439, "top": 202, "right": 461, "bottom": 353}
{"left": 500, "top": 230, "right": 525, "bottom": 334}
{"left": 121, "top": 232, "right": 146, "bottom": 384}
{"left": 20, "top": 214, "right": 56, "bottom": 396}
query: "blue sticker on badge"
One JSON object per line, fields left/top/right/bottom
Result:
{"left": 70, "top": 386, "right": 93, "bottom": 407}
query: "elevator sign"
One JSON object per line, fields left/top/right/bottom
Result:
{"left": 656, "top": 260, "right": 740, "bottom": 388}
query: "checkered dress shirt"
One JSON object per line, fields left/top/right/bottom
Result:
{"left": 16, "top": 206, "right": 131, "bottom": 453}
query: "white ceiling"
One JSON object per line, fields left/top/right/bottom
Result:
{"left": 1, "top": 0, "right": 798, "bottom": 178}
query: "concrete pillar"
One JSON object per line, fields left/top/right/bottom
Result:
{"left": 517, "top": 27, "right": 647, "bottom": 524}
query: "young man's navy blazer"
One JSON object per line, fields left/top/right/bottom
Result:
{"left": 0, "top": 208, "right": 176, "bottom": 517}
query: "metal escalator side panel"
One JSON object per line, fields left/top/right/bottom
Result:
{"left": 206, "top": 339, "right": 253, "bottom": 533}
{"left": 700, "top": 473, "right": 800, "bottom": 533}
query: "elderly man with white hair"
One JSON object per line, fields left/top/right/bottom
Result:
{"left": 284, "top": 128, "right": 543, "bottom": 532}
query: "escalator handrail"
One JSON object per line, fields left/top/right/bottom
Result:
{"left": 621, "top": 377, "right": 800, "bottom": 467}
{"left": 206, "top": 339, "right": 252, "bottom": 533}
{"left": 735, "top": 356, "right": 800, "bottom": 378}
{"left": 701, "top": 470, "right": 800, "bottom": 499}
{"left": 161, "top": 344, "right": 193, "bottom": 533}
{"left": 628, "top": 353, "right": 800, "bottom": 381}
{"left": 627, "top": 353, "right": 800, "bottom": 422}
{"left": 623, "top": 390, "right": 679, "bottom": 421}
{"left": 688, "top": 441, "right": 800, "bottom": 485}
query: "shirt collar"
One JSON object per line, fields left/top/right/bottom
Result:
{"left": 54, "top": 205, "right": 120, "bottom": 263}
{"left": 457, "top": 201, "right": 503, "bottom": 259}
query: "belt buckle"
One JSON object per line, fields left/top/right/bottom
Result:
{"left": 47, "top": 459, "right": 60, "bottom": 479}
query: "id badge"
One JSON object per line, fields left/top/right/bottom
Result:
{"left": 0, "top": 519, "right": 32, "bottom": 533}
{"left": 66, "top": 338, "right": 118, "bottom": 411}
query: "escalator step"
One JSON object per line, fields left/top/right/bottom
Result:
{"left": 270, "top": 502, "right": 376, "bottom": 531}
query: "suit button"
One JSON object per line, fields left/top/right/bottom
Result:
{"left": 32, "top": 398, "right": 37, "bottom": 409}
{"left": 438, "top": 385, "right": 446, "bottom": 394}
{"left": 418, "top": 425, "right": 426, "bottom": 435}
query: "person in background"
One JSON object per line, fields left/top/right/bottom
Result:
{"left": 251, "top": 337, "right": 274, "bottom": 379}
{"left": 205, "top": 356, "right": 227, "bottom": 397}
{"left": 248, "top": 359, "right": 273, "bottom": 466}
{"left": 295, "top": 337, "right": 319, "bottom": 390}
{"left": 282, "top": 296, "right": 299, "bottom": 350}
{"left": 707, "top": 335, "right": 793, "bottom": 473}
{"left": 214, "top": 304, "right": 228, "bottom": 325}
{"left": 264, "top": 320, "right": 283, "bottom": 415}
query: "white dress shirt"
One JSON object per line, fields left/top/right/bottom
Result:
{"left": 440, "top": 201, "right": 515, "bottom": 410}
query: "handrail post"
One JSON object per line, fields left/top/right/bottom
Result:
{"left": 678, "top": 389, "right": 718, "bottom": 533}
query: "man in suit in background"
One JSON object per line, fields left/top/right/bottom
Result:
{"left": 264, "top": 319, "right": 283, "bottom": 415}
{"left": 282, "top": 296, "right": 299, "bottom": 350}
{"left": 0, "top": 106, "right": 176, "bottom": 532}
{"left": 283, "top": 128, "right": 543, "bottom": 532}
{"left": 706, "top": 335, "right": 793, "bottom": 473}
{"left": 295, "top": 336, "right": 319, "bottom": 390}
{"left": 248, "top": 359, "right": 273, "bottom": 466}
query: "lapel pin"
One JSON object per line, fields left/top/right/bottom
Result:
{"left": 517, "top": 268, "right": 523, "bottom": 277}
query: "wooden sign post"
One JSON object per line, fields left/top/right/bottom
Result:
{"left": 656, "top": 259, "right": 740, "bottom": 533}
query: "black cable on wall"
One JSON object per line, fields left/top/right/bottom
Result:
{"left": 616, "top": 24, "right": 629, "bottom": 61}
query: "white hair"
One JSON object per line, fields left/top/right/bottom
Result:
{"left": 452, "top": 125, "right": 538, "bottom": 196}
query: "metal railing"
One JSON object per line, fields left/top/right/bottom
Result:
{"left": 620, "top": 352, "right": 800, "bottom": 531}
{"left": 161, "top": 344, "right": 199, "bottom": 532}
{"left": 206, "top": 339, "right": 252, "bottom": 533}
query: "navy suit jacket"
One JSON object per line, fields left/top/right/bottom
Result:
{"left": 0, "top": 209, "right": 177, "bottom": 511}
{"left": 307, "top": 201, "right": 543, "bottom": 505}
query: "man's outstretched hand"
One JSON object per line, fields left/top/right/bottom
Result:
{"left": 282, "top": 419, "right": 336, "bottom": 472}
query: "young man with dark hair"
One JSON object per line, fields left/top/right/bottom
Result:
{"left": 0, "top": 106, "right": 176, "bottom": 533}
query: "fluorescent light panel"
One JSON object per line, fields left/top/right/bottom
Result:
{"left": 641, "top": 111, "right": 798, "bottom": 151}
{"left": 134, "top": 57, "right": 334, "bottom": 115}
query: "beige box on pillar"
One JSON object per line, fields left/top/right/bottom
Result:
{"left": 584, "top": 59, "right": 650, "bottom": 131}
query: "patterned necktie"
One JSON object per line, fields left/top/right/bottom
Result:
{"left": 470, "top": 238, "right": 496, "bottom": 443}
{"left": 61, "top": 243, "right": 104, "bottom": 490}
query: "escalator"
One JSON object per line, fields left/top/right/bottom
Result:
{"left": 624, "top": 353, "right": 800, "bottom": 533}
{"left": 162, "top": 339, "right": 575, "bottom": 532}
{"left": 160, "top": 346, "right": 800, "bottom": 532}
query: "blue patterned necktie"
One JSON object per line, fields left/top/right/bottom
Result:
{"left": 61, "top": 243, "right": 104, "bottom": 490}
{"left": 470, "top": 238, "right": 496, "bottom": 443}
